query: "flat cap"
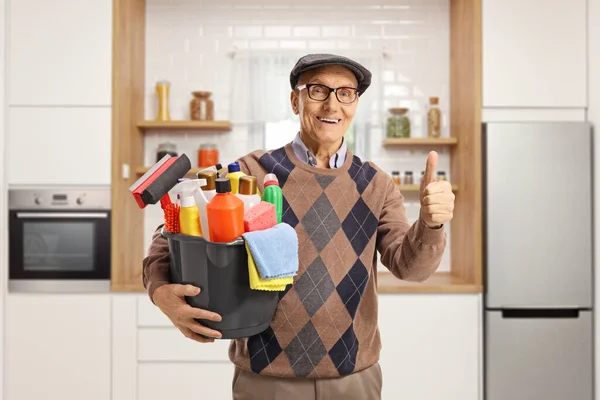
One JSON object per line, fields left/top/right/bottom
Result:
{"left": 290, "top": 53, "right": 372, "bottom": 95}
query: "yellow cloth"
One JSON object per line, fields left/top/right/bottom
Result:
{"left": 245, "top": 242, "right": 292, "bottom": 291}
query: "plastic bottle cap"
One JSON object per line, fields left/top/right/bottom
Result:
{"left": 215, "top": 163, "right": 222, "bottom": 171}
{"left": 239, "top": 176, "right": 257, "bottom": 195}
{"left": 197, "top": 170, "right": 217, "bottom": 190}
{"left": 263, "top": 173, "right": 280, "bottom": 187}
{"left": 228, "top": 161, "right": 241, "bottom": 173}
{"left": 215, "top": 178, "right": 232, "bottom": 194}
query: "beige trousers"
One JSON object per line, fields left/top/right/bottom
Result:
{"left": 232, "top": 363, "right": 382, "bottom": 400}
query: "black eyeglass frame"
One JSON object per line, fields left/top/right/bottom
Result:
{"left": 296, "top": 83, "right": 360, "bottom": 104}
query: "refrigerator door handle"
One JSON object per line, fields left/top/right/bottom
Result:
{"left": 501, "top": 308, "right": 581, "bottom": 319}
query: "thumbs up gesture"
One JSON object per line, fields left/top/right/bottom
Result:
{"left": 419, "top": 151, "right": 455, "bottom": 229}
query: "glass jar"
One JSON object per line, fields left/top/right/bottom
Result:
{"left": 387, "top": 107, "right": 411, "bottom": 138}
{"left": 190, "top": 91, "right": 214, "bottom": 121}
{"left": 403, "top": 171, "right": 414, "bottom": 185}
{"left": 198, "top": 144, "right": 219, "bottom": 167}
{"left": 156, "top": 80, "right": 171, "bottom": 121}
{"left": 391, "top": 171, "right": 401, "bottom": 185}
{"left": 156, "top": 142, "right": 177, "bottom": 162}
{"left": 437, "top": 171, "right": 447, "bottom": 181}
{"left": 427, "top": 97, "right": 441, "bottom": 138}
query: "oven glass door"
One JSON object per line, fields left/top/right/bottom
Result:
{"left": 9, "top": 210, "right": 111, "bottom": 280}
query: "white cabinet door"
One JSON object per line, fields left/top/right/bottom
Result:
{"left": 5, "top": 294, "right": 111, "bottom": 400}
{"left": 482, "top": 0, "right": 587, "bottom": 108}
{"left": 7, "top": 107, "right": 111, "bottom": 185}
{"left": 138, "top": 363, "right": 235, "bottom": 400}
{"left": 378, "top": 294, "right": 481, "bottom": 400}
{"left": 8, "top": 0, "right": 112, "bottom": 106}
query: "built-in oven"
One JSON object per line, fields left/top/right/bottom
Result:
{"left": 8, "top": 187, "right": 111, "bottom": 292}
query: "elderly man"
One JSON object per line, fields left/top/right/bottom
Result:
{"left": 143, "top": 54, "right": 454, "bottom": 400}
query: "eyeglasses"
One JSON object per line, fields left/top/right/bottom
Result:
{"left": 296, "top": 83, "right": 359, "bottom": 104}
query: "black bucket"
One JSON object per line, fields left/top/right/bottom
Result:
{"left": 163, "top": 229, "right": 279, "bottom": 339}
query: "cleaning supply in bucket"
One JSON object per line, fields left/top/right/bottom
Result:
{"left": 236, "top": 176, "right": 262, "bottom": 211}
{"left": 196, "top": 171, "right": 217, "bottom": 239}
{"left": 129, "top": 153, "right": 191, "bottom": 209}
{"left": 172, "top": 179, "right": 206, "bottom": 237}
{"left": 160, "top": 194, "right": 180, "bottom": 233}
{"left": 242, "top": 223, "right": 298, "bottom": 279}
{"left": 245, "top": 241, "right": 292, "bottom": 291}
{"left": 206, "top": 178, "right": 245, "bottom": 242}
{"left": 261, "top": 173, "right": 283, "bottom": 223}
{"left": 226, "top": 161, "right": 246, "bottom": 194}
{"left": 243, "top": 201, "right": 277, "bottom": 233}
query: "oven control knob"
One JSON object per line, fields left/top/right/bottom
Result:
{"left": 76, "top": 197, "right": 84, "bottom": 205}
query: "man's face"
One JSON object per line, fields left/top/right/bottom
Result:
{"left": 291, "top": 65, "right": 359, "bottom": 147}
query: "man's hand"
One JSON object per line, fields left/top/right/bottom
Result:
{"left": 152, "top": 284, "right": 223, "bottom": 343}
{"left": 419, "top": 151, "right": 455, "bottom": 229}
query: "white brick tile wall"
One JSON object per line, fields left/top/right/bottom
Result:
{"left": 145, "top": 0, "right": 451, "bottom": 272}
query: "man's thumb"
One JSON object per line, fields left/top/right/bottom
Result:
{"left": 422, "top": 151, "right": 438, "bottom": 185}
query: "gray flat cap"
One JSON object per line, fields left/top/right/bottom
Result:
{"left": 290, "top": 53, "right": 372, "bottom": 95}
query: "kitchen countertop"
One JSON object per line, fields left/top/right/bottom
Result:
{"left": 377, "top": 271, "right": 482, "bottom": 294}
{"left": 113, "top": 271, "right": 483, "bottom": 294}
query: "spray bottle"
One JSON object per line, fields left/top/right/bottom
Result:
{"left": 172, "top": 179, "right": 206, "bottom": 237}
{"left": 262, "top": 173, "right": 283, "bottom": 223}
{"left": 195, "top": 172, "right": 216, "bottom": 240}
{"left": 226, "top": 161, "right": 246, "bottom": 194}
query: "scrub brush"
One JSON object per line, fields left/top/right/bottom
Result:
{"left": 160, "top": 194, "right": 180, "bottom": 233}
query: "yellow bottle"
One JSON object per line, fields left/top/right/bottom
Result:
{"left": 173, "top": 180, "right": 203, "bottom": 236}
{"left": 226, "top": 161, "right": 246, "bottom": 195}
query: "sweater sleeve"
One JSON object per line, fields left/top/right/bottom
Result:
{"left": 142, "top": 224, "right": 171, "bottom": 303}
{"left": 376, "top": 178, "right": 446, "bottom": 282}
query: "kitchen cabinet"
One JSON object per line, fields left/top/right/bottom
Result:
{"left": 7, "top": 0, "right": 112, "bottom": 106}
{"left": 5, "top": 294, "right": 111, "bottom": 400}
{"left": 482, "top": 0, "right": 587, "bottom": 108}
{"left": 378, "top": 294, "right": 481, "bottom": 400}
{"left": 7, "top": 107, "right": 111, "bottom": 185}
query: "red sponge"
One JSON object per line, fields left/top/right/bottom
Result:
{"left": 244, "top": 201, "right": 277, "bottom": 232}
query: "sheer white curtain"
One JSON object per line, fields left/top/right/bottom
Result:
{"left": 230, "top": 49, "right": 383, "bottom": 158}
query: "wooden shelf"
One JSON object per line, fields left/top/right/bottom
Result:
{"left": 137, "top": 120, "right": 232, "bottom": 132}
{"left": 397, "top": 184, "right": 458, "bottom": 191}
{"left": 135, "top": 166, "right": 211, "bottom": 176}
{"left": 377, "top": 271, "right": 482, "bottom": 293}
{"left": 383, "top": 137, "right": 458, "bottom": 146}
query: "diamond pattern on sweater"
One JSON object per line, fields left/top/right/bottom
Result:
{"left": 302, "top": 193, "right": 341, "bottom": 252}
{"left": 336, "top": 259, "right": 369, "bottom": 318}
{"left": 329, "top": 325, "right": 359, "bottom": 376}
{"left": 341, "top": 197, "right": 379, "bottom": 256}
{"left": 258, "top": 149, "right": 295, "bottom": 188}
{"left": 281, "top": 196, "right": 299, "bottom": 228}
{"left": 347, "top": 158, "right": 377, "bottom": 195}
{"left": 295, "top": 256, "right": 335, "bottom": 317}
{"left": 284, "top": 321, "right": 327, "bottom": 377}
{"left": 248, "top": 326, "right": 283, "bottom": 374}
{"left": 315, "top": 174, "right": 335, "bottom": 190}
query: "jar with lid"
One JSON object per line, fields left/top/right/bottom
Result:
{"left": 156, "top": 142, "right": 177, "bottom": 162}
{"left": 436, "top": 171, "right": 447, "bottom": 181}
{"left": 403, "top": 171, "right": 414, "bottom": 185}
{"left": 387, "top": 108, "right": 411, "bottom": 138}
{"left": 198, "top": 144, "right": 219, "bottom": 167}
{"left": 190, "top": 91, "right": 214, "bottom": 121}
{"left": 427, "top": 97, "right": 441, "bottom": 138}
{"left": 391, "top": 171, "right": 401, "bottom": 185}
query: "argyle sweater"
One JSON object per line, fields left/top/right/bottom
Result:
{"left": 143, "top": 143, "right": 446, "bottom": 378}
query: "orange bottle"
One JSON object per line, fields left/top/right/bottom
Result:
{"left": 206, "top": 178, "right": 245, "bottom": 243}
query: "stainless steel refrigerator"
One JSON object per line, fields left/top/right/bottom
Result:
{"left": 483, "top": 121, "right": 594, "bottom": 400}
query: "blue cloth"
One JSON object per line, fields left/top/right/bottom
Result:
{"left": 242, "top": 223, "right": 299, "bottom": 279}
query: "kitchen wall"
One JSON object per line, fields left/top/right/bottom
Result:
{"left": 143, "top": 0, "right": 453, "bottom": 271}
